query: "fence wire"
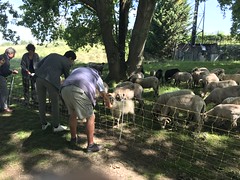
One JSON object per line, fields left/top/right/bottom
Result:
{"left": 8, "top": 81, "right": 240, "bottom": 180}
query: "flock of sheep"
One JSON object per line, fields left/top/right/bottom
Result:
{"left": 91, "top": 62, "right": 240, "bottom": 133}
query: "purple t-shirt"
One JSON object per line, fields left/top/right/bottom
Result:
{"left": 61, "top": 67, "right": 105, "bottom": 106}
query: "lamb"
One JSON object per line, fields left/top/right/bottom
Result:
{"left": 158, "top": 94, "right": 206, "bottom": 132}
{"left": 221, "top": 74, "right": 240, "bottom": 84}
{"left": 131, "top": 76, "right": 159, "bottom": 97}
{"left": 203, "top": 80, "right": 238, "bottom": 95}
{"left": 222, "top": 97, "right": 240, "bottom": 105}
{"left": 109, "top": 95, "right": 135, "bottom": 128}
{"left": 172, "top": 71, "right": 193, "bottom": 88}
{"left": 204, "top": 104, "right": 240, "bottom": 131}
{"left": 114, "top": 81, "right": 144, "bottom": 113}
{"left": 204, "top": 85, "right": 240, "bottom": 105}
{"left": 152, "top": 89, "right": 195, "bottom": 119}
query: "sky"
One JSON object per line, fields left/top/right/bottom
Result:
{"left": 0, "top": 0, "right": 233, "bottom": 43}
{"left": 188, "top": 0, "right": 232, "bottom": 34}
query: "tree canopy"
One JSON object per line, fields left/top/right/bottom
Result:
{"left": 0, "top": 0, "right": 19, "bottom": 43}
{"left": 0, "top": 0, "right": 239, "bottom": 81}
{"left": 145, "top": 0, "right": 191, "bottom": 59}
{"left": 17, "top": 0, "right": 157, "bottom": 82}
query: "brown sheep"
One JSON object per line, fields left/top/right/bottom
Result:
{"left": 222, "top": 97, "right": 240, "bottom": 105}
{"left": 131, "top": 76, "right": 159, "bottom": 97}
{"left": 204, "top": 85, "right": 240, "bottom": 105}
{"left": 204, "top": 104, "right": 240, "bottom": 131}
{"left": 158, "top": 94, "right": 206, "bottom": 133}
{"left": 202, "top": 73, "right": 219, "bottom": 89}
{"left": 152, "top": 89, "right": 195, "bottom": 120}
{"left": 191, "top": 68, "right": 209, "bottom": 87}
{"left": 202, "top": 80, "right": 238, "bottom": 97}
{"left": 172, "top": 71, "right": 193, "bottom": 88}
{"left": 222, "top": 74, "right": 240, "bottom": 84}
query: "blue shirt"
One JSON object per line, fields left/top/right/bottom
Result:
{"left": 61, "top": 67, "right": 105, "bottom": 106}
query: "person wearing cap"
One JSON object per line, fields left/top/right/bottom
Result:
{"left": 0, "top": 47, "right": 18, "bottom": 113}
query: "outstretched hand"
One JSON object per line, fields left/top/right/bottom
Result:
{"left": 12, "top": 69, "right": 18, "bottom": 74}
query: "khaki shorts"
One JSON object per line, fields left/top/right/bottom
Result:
{"left": 61, "top": 85, "right": 93, "bottom": 119}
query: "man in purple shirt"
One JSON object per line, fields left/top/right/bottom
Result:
{"left": 61, "top": 67, "right": 111, "bottom": 153}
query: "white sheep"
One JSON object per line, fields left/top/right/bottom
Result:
{"left": 114, "top": 81, "right": 144, "bottom": 113}
{"left": 222, "top": 97, "right": 240, "bottom": 105}
{"left": 172, "top": 71, "right": 193, "bottom": 88}
{"left": 158, "top": 94, "right": 206, "bottom": 133}
{"left": 221, "top": 74, "right": 240, "bottom": 84}
{"left": 152, "top": 89, "right": 195, "bottom": 119}
{"left": 204, "top": 104, "right": 240, "bottom": 131}
{"left": 204, "top": 85, "right": 240, "bottom": 105}
{"left": 109, "top": 96, "right": 135, "bottom": 128}
{"left": 131, "top": 76, "right": 159, "bottom": 97}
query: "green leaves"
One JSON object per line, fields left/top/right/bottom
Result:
{"left": 145, "top": 0, "right": 191, "bottom": 59}
{"left": 0, "top": 1, "right": 20, "bottom": 44}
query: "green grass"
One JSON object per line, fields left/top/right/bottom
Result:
{"left": 0, "top": 43, "right": 240, "bottom": 179}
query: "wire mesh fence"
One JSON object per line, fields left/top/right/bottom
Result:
{"left": 8, "top": 79, "right": 240, "bottom": 179}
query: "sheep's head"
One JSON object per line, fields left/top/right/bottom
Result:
{"left": 158, "top": 116, "right": 171, "bottom": 129}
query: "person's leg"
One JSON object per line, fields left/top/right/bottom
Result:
{"left": 86, "top": 113, "right": 95, "bottom": 146}
{"left": 61, "top": 85, "right": 78, "bottom": 140}
{"left": 22, "top": 75, "right": 29, "bottom": 104}
{"left": 36, "top": 78, "right": 47, "bottom": 125}
{"left": 0, "top": 76, "right": 9, "bottom": 110}
{"left": 47, "top": 84, "right": 60, "bottom": 128}
{"left": 30, "top": 76, "right": 37, "bottom": 103}
{"left": 69, "top": 111, "right": 78, "bottom": 139}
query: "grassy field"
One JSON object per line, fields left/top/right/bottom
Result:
{"left": 0, "top": 42, "right": 107, "bottom": 65}
{"left": 0, "top": 43, "right": 239, "bottom": 179}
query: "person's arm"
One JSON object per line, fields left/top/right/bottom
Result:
{"left": 100, "top": 91, "right": 112, "bottom": 109}
{"left": 21, "top": 54, "right": 31, "bottom": 75}
{"left": 96, "top": 77, "right": 112, "bottom": 108}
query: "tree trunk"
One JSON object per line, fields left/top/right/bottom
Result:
{"left": 126, "top": 0, "right": 157, "bottom": 76}
{"left": 118, "top": 0, "right": 131, "bottom": 77}
{"left": 95, "top": 0, "right": 128, "bottom": 82}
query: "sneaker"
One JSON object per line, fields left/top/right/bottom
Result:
{"left": 53, "top": 125, "right": 67, "bottom": 132}
{"left": 42, "top": 122, "right": 51, "bottom": 130}
{"left": 87, "top": 143, "right": 102, "bottom": 153}
{"left": 3, "top": 108, "right": 13, "bottom": 114}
